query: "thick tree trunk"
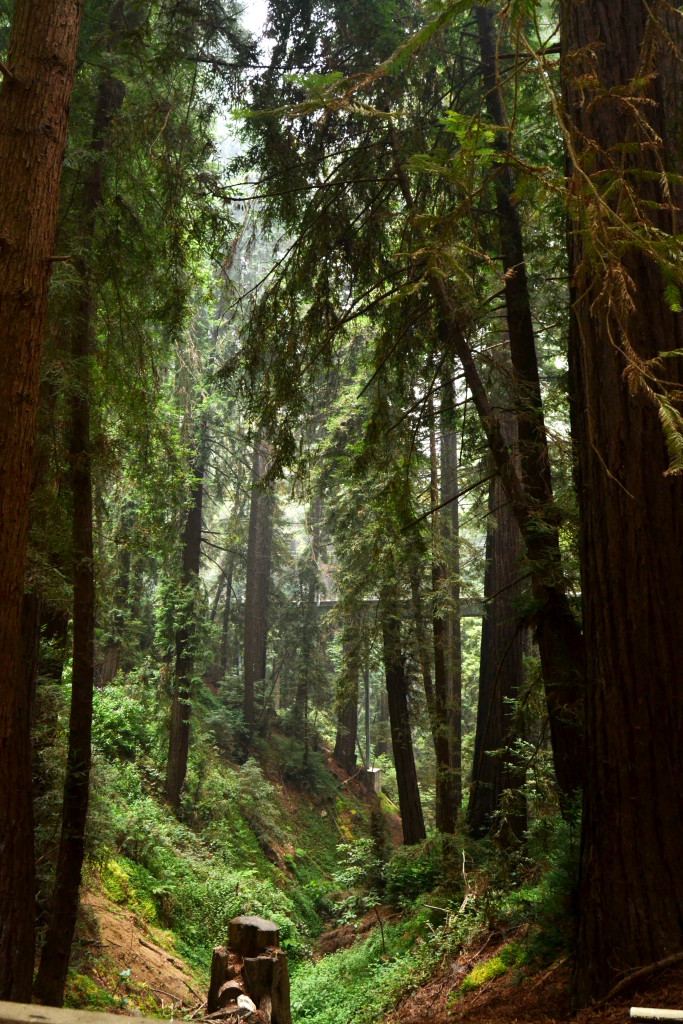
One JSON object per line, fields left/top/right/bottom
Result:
{"left": 34, "top": 12, "right": 125, "bottom": 1002}
{"left": 243, "top": 437, "right": 274, "bottom": 733}
{"left": 468, "top": 429, "right": 526, "bottom": 843}
{"left": 380, "top": 586, "right": 426, "bottom": 846}
{"left": 561, "top": 0, "right": 683, "bottom": 1005}
{"left": 475, "top": 5, "right": 584, "bottom": 802}
{"left": 165, "top": 446, "right": 204, "bottom": 810}
{"left": 0, "top": 0, "right": 83, "bottom": 999}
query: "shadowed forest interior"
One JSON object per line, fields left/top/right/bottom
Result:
{"left": 1, "top": 1, "right": 683, "bottom": 1022}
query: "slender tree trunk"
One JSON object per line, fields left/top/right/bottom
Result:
{"left": 429, "top": 400, "right": 458, "bottom": 834}
{"left": 0, "top": 0, "right": 83, "bottom": 999}
{"left": 440, "top": 371, "right": 462, "bottom": 811}
{"left": 375, "top": 687, "right": 389, "bottom": 757}
{"left": 381, "top": 585, "right": 426, "bottom": 846}
{"left": 561, "top": 0, "right": 683, "bottom": 1005}
{"left": 220, "top": 566, "right": 233, "bottom": 674}
{"left": 391, "top": 130, "right": 583, "bottom": 805}
{"left": 334, "top": 638, "right": 359, "bottom": 774}
{"left": 475, "top": 5, "right": 584, "bottom": 802}
{"left": 165, "top": 444, "right": 204, "bottom": 810}
{"left": 243, "top": 436, "right": 274, "bottom": 733}
{"left": 468, "top": 423, "right": 526, "bottom": 844}
{"left": 34, "top": 13, "right": 125, "bottom": 1002}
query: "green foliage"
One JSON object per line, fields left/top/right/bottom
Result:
{"left": 457, "top": 941, "right": 524, "bottom": 996}
{"left": 385, "top": 841, "right": 441, "bottom": 906}
{"left": 64, "top": 972, "right": 120, "bottom": 1012}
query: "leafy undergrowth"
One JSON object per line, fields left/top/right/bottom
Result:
{"left": 57, "top": 678, "right": 378, "bottom": 1014}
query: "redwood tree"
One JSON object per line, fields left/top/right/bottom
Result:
{"left": 0, "top": 0, "right": 83, "bottom": 1000}
{"left": 562, "top": 0, "right": 683, "bottom": 1004}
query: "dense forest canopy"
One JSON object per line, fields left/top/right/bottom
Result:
{"left": 0, "top": 0, "right": 682, "bottom": 1019}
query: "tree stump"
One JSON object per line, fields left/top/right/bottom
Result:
{"left": 207, "top": 917, "right": 291, "bottom": 1024}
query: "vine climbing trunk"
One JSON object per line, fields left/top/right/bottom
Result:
{"left": 561, "top": 0, "right": 683, "bottom": 1005}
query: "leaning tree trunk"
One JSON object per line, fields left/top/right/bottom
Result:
{"left": 0, "top": 0, "right": 83, "bottom": 1000}
{"left": 243, "top": 436, "right": 274, "bottom": 733}
{"left": 468, "top": 424, "right": 526, "bottom": 844}
{"left": 34, "top": 10, "right": 126, "bottom": 1002}
{"left": 380, "top": 585, "right": 426, "bottom": 846}
{"left": 165, "top": 443, "right": 204, "bottom": 810}
{"left": 391, "top": 127, "right": 583, "bottom": 806}
{"left": 561, "top": 0, "right": 683, "bottom": 1006}
{"left": 475, "top": 4, "right": 584, "bottom": 803}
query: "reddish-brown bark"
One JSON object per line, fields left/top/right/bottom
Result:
{"left": 562, "top": 0, "right": 683, "bottom": 1005}
{"left": 0, "top": 0, "right": 83, "bottom": 1000}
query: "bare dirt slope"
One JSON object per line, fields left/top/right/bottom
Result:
{"left": 78, "top": 891, "right": 204, "bottom": 1012}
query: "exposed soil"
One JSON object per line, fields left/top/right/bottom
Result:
{"left": 385, "top": 938, "right": 683, "bottom": 1024}
{"left": 78, "top": 890, "right": 204, "bottom": 1011}
{"left": 313, "top": 905, "right": 401, "bottom": 959}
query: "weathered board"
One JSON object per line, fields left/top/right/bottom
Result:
{"left": 630, "top": 1010, "right": 683, "bottom": 1021}
{"left": 0, "top": 1003, "right": 161, "bottom": 1024}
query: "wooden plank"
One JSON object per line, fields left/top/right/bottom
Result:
{"left": 0, "top": 1002, "right": 162, "bottom": 1024}
{"left": 631, "top": 1009, "right": 683, "bottom": 1021}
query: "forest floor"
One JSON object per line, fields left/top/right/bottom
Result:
{"left": 386, "top": 933, "right": 683, "bottom": 1024}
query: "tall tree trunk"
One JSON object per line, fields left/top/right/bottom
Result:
{"left": 219, "top": 566, "right": 233, "bottom": 674}
{"left": 429, "top": 400, "right": 458, "bottom": 834}
{"left": 0, "top": 0, "right": 83, "bottom": 999}
{"left": 380, "top": 585, "right": 426, "bottom": 846}
{"left": 34, "top": 11, "right": 125, "bottom": 1002}
{"left": 391, "top": 130, "right": 583, "bottom": 805}
{"left": 440, "top": 371, "right": 462, "bottom": 812}
{"left": 468, "top": 423, "right": 526, "bottom": 844}
{"left": 165, "top": 443, "right": 204, "bottom": 810}
{"left": 243, "top": 436, "right": 274, "bottom": 733}
{"left": 474, "top": 5, "right": 584, "bottom": 802}
{"left": 333, "top": 640, "right": 359, "bottom": 774}
{"left": 561, "top": 0, "right": 683, "bottom": 1005}
{"left": 375, "top": 687, "right": 389, "bottom": 757}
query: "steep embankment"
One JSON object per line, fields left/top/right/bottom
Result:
{"left": 65, "top": 736, "right": 384, "bottom": 1015}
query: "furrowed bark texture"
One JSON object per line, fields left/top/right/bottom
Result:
{"left": 166, "top": 449, "right": 204, "bottom": 810}
{"left": 561, "top": 0, "right": 683, "bottom": 1005}
{"left": 243, "top": 437, "right": 274, "bottom": 732}
{"left": 0, "top": 0, "right": 83, "bottom": 1000}
{"left": 381, "top": 586, "right": 426, "bottom": 846}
